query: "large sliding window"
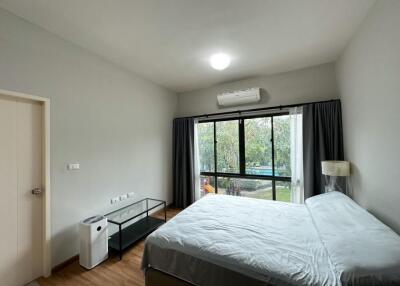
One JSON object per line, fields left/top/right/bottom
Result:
{"left": 198, "top": 113, "right": 291, "bottom": 202}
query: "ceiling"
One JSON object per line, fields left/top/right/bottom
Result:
{"left": 0, "top": 0, "right": 375, "bottom": 93}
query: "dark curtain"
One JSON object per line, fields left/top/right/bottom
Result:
{"left": 172, "top": 118, "right": 195, "bottom": 208}
{"left": 303, "top": 100, "right": 344, "bottom": 198}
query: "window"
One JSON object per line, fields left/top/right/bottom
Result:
{"left": 197, "top": 113, "right": 291, "bottom": 202}
{"left": 245, "top": 117, "right": 272, "bottom": 175}
{"left": 216, "top": 120, "right": 239, "bottom": 173}
{"left": 198, "top": 122, "right": 214, "bottom": 172}
{"left": 273, "top": 115, "right": 291, "bottom": 177}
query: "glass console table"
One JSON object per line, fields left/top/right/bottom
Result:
{"left": 105, "top": 198, "right": 166, "bottom": 259}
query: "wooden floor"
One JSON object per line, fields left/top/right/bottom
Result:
{"left": 37, "top": 208, "right": 181, "bottom": 286}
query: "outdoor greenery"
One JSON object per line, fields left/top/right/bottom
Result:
{"left": 245, "top": 117, "right": 272, "bottom": 170}
{"left": 198, "top": 122, "right": 214, "bottom": 171}
{"left": 244, "top": 185, "right": 291, "bottom": 202}
{"left": 217, "top": 177, "right": 271, "bottom": 191}
{"left": 273, "top": 116, "right": 291, "bottom": 177}
{"left": 200, "top": 177, "right": 291, "bottom": 202}
{"left": 216, "top": 120, "right": 239, "bottom": 172}
{"left": 198, "top": 115, "right": 291, "bottom": 202}
{"left": 198, "top": 116, "right": 291, "bottom": 176}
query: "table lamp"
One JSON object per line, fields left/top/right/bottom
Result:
{"left": 321, "top": 161, "right": 351, "bottom": 194}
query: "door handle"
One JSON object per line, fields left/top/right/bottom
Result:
{"left": 31, "top": 188, "right": 42, "bottom": 195}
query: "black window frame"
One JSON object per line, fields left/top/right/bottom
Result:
{"left": 198, "top": 112, "right": 291, "bottom": 201}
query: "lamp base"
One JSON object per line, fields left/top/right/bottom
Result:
{"left": 323, "top": 175, "right": 351, "bottom": 197}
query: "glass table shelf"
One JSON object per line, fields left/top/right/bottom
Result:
{"left": 105, "top": 198, "right": 166, "bottom": 259}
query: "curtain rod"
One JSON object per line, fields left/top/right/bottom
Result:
{"left": 175, "top": 99, "right": 339, "bottom": 120}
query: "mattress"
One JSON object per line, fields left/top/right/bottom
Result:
{"left": 141, "top": 192, "right": 400, "bottom": 286}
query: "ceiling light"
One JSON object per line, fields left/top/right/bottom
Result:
{"left": 210, "top": 53, "right": 231, "bottom": 70}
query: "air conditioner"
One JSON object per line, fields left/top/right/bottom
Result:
{"left": 217, "top": 87, "right": 260, "bottom": 107}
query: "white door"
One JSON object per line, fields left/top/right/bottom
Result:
{"left": 0, "top": 94, "right": 43, "bottom": 286}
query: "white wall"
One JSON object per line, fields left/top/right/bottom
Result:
{"left": 0, "top": 8, "right": 177, "bottom": 266}
{"left": 177, "top": 63, "right": 338, "bottom": 116}
{"left": 336, "top": 0, "right": 400, "bottom": 233}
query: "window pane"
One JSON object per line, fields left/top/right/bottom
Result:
{"left": 276, "top": 181, "right": 291, "bottom": 202}
{"left": 245, "top": 117, "right": 272, "bottom": 175}
{"left": 200, "top": 175, "right": 215, "bottom": 198}
{"left": 273, "top": 115, "right": 291, "bottom": 177}
{"left": 216, "top": 120, "right": 239, "bottom": 173}
{"left": 217, "top": 177, "right": 273, "bottom": 200}
{"left": 198, "top": 122, "right": 214, "bottom": 172}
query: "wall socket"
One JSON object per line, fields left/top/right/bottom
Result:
{"left": 110, "top": 197, "right": 120, "bottom": 204}
{"left": 67, "top": 163, "right": 80, "bottom": 170}
{"left": 111, "top": 192, "right": 134, "bottom": 204}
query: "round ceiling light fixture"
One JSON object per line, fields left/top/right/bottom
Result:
{"left": 209, "top": 53, "right": 231, "bottom": 70}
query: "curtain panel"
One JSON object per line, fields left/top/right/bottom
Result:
{"left": 172, "top": 118, "right": 195, "bottom": 208}
{"left": 303, "top": 100, "right": 344, "bottom": 198}
{"left": 290, "top": 107, "right": 304, "bottom": 203}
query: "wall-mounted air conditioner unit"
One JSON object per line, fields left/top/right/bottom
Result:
{"left": 217, "top": 87, "right": 260, "bottom": 107}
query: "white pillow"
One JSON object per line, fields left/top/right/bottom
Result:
{"left": 306, "top": 191, "right": 400, "bottom": 285}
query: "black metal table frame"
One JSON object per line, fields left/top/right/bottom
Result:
{"left": 105, "top": 198, "right": 167, "bottom": 260}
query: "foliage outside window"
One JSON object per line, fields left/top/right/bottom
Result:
{"left": 198, "top": 114, "right": 291, "bottom": 202}
{"left": 216, "top": 120, "right": 239, "bottom": 173}
{"left": 198, "top": 122, "right": 214, "bottom": 172}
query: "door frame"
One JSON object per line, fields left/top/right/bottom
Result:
{"left": 0, "top": 88, "right": 51, "bottom": 277}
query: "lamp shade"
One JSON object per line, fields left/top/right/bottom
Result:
{"left": 321, "top": 161, "right": 350, "bottom": 176}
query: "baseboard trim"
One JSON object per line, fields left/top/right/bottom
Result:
{"left": 52, "top": 255, "right": 79, "bottom": 273}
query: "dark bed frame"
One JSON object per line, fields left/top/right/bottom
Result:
{"left": 145, "top": 267, "right": 274, "bottom": 286}
{"left": 145, "top": 268, "right": 195, "bottom": 286}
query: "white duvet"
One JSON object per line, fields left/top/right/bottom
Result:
{"left": 142, "top": 192, "right": 400, "bottom": 286}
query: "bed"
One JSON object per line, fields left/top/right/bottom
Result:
{"left": 141, "top": 192, "right": 400, "bottom": 286}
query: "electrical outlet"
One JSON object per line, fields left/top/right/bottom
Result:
{"left": 120, "top": 194, "right": 128, "bottom": 201}
{"left": 111, "top": 197, "right": 120, "bottom": 204}
{"left": 127, "top": 192, "right": 135, "bottom": 198}
{"left": 67, "top": 163, "right": 80, "bottom": 170}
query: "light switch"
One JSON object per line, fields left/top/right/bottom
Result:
{"left": 67, "top": 163, "right": 80, "bottom": 170}
{"left": 120, "top": 194, "right": 128, "bottom": 201}
{"left": 127, "top": 192, "right": 135, "bottom": 198}
{"left": 111, "top": 197, "right": 120, "bottom": 204}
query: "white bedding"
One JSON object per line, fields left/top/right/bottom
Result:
{"left": 306, "top": 192, "right": 400, "bottom": 285}
{"left": 142, "top": 192, "right": 400, "bottom": 286}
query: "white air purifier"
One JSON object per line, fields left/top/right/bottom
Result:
{"left": 79, "top": 215, "right": 108, "bottom": 269}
